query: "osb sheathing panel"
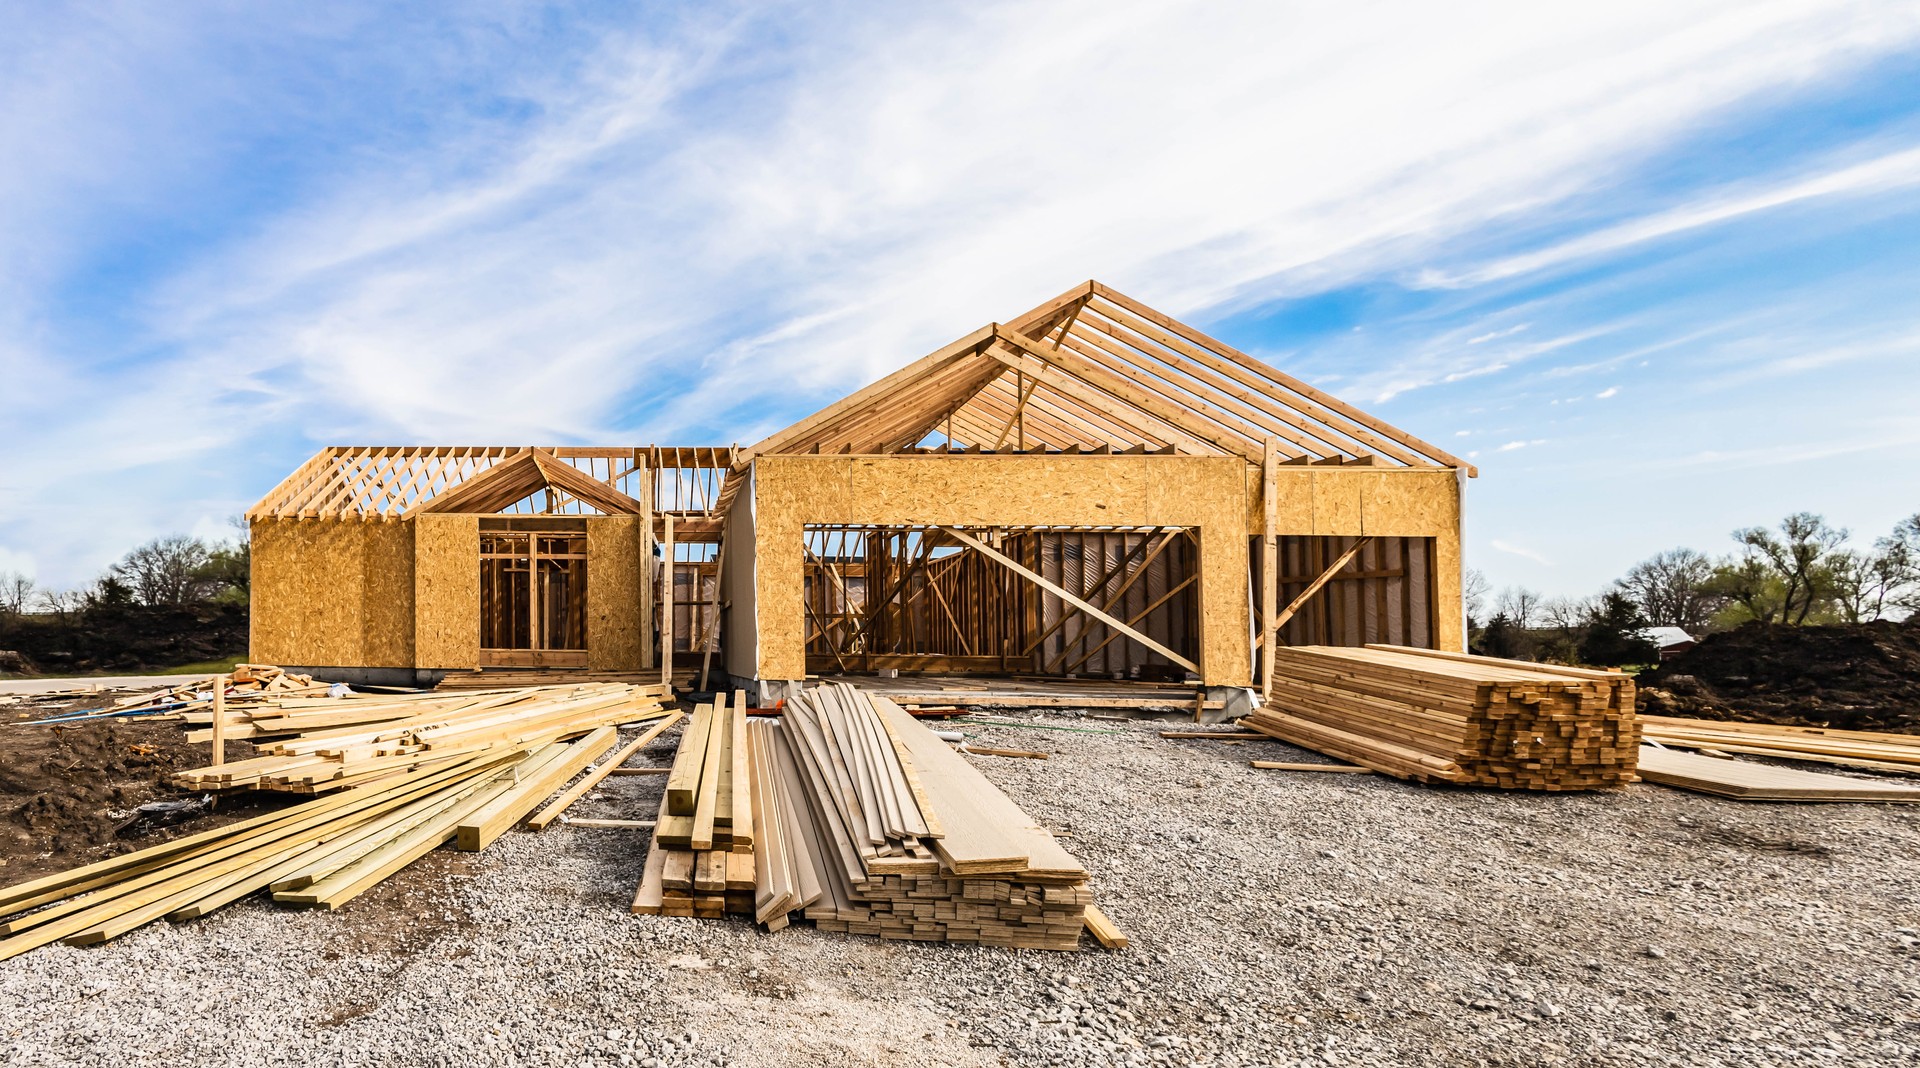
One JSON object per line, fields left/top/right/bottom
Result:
{"left": 360, "top": 521, "right": 416, "bottom": 665}
{"left": 1433, "top": 521, "right": 1466, "bottom": 652}
{"left": 250, "top": 519, "right": 414, "bottom": 668}
{"left": 414, "top": 514, "right": 479, "bottom": 669}
{"left": 586, "top": 517, "right": 645, "bottom": 671}
{"left": 754, "top": 455, "right": 1250, "bottom": 685}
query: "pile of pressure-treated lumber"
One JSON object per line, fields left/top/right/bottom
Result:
{"left": 174, "top": 683, "right": 674, "bottom": 794}
{"left": 31, "top": 664, "right": 328, "bottom": 724}
{"left": 1247, "top": 644, "right": 1640, "bottom": 790}
{"left": 636, "top": 682, "right": 1105, "bottom": 950}
{"left": 630, "top": 692, "right": 756, "bottom": 917}
{"left": 1640, "top": 716, "right": 1920, "bottom": 776}
{"left": 0, "top": 686, "right": 683, "bottom": 961}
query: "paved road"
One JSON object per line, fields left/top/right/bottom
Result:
{"left": 0, "top": 675, "right": 201, "bottom": 696}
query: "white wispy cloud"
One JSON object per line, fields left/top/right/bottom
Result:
{"left": 1595, "top": 386, "right": 1620, "bottom": 399}
{"left": 1420, "top": 143, "right": 1920, "bottom": 289}
{"left": 1490, "top": 539, "right": 1555, "bottom": 566}
{"left": 5, "top": 1, "right": 1920, "bottom": 584}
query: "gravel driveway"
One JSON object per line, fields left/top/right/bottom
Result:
{"left": 2, "top": 712, "right": 1916, "bottom": 1067}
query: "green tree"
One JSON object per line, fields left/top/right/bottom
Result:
{"left": 1705, "top": 513, "right": 1849, "bottom": 625}
{"left": 1578, "top": 592, "right": 1658, "bottom": 667}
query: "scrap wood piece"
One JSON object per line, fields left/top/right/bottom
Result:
{"left": 563, "top": 818, "right": 657, "bottom": 829}
{"left": 1635, "top": 746, "right": 1920, "bottom": 802}
{"left": 1250, "top": 761, "right": 1375, "bottom": 774}
{"left": 1159, "top": 731, "right": 1264, "bottom": 740}
{"left": 1083, "top": 904, "right": 1129, "bottom": 949}
{"left": 528, "top": 711, "right": 684, "bottom": 830}
{"left": 958, "top": 745, "right": 1049, "bottom": 760}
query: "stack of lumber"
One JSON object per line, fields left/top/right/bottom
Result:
{"left": 32, "top": 664, "right": 328, "bottom": 724}
{"left": 173, "top": 683, "right": 675, "bottom": 794}
{"left": 1247, "top": 644, "right": 1640, "bottom": 790}
{"left": 630, "top": 692, "right": 755, "bottom": 918}
{"left": 0, "top": 709, "right": 667, "bottom": 961}
{"left": 1640, "top": 716, "right": 1920, "bottom": 776}
{"left": 1636, "top": 745, "right": 1920, "bottom": 802}
{"left": 637, "top": 682, "right": 1102, "bottom": 950}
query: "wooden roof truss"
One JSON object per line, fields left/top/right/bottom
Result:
{"left": 250, "top": 446, "right": 735, "bottom": 520}
{"left": 717, "top": 281, "right": 1472, "bottom": 514}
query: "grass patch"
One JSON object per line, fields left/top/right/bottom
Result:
{"left": 156, "top": 657, "right": 245, "bottom": 676}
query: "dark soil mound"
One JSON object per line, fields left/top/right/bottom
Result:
{"left": 0, "top": 705, "right": 276, "bottom": 884}
{"left": 1638, "top": 617, "right": 1920, "bottom": 733}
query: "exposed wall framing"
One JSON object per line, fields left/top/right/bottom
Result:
{"left": 800, "top": 525, "right": 1199, "bottom": 679}
{"left": 1267, "top": 535, "right": 1436, "bottom": 649}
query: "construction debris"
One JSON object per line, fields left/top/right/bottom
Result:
{"left": 26, "top": 664, "right": 325, "bottom": 725}
{"left": 0, "top": 682, "right": 678, "bottom": 960}
{"left": 1245, "top": 644, "right": 1640, "bottom": 790}
{"left": 172, "top": 683, "right": 675, "bottom": 793}
{"left": 635, "top": 682, "right": 1107, "bottom": 950}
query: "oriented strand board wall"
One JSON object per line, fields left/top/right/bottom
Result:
{"left": 1245, "top": 466, "right": 1465, "bottom": 651}
{"left": 754, "top": 454, "right": 1250, "bottom": 685}
{"left": 250, "top": 519, "right": 415, "bottom": 668}
{"left": 414, "top": 514, "right": 479, "bottom": 670}
{"left": 586, "top": 517, "right": 646, "bottom": 671}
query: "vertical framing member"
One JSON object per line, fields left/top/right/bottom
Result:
{"left": 1261, "top": 437, "right": 1279, "bottom": 702}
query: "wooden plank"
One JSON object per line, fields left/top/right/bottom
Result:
{"left": 665, "top": 701, "right": 714, "bottom": 815}
{"left": 1083, "top": 904, "right": 1128, "bottom": 949}
{"left": 1250, "top": 761, "right": 1376, "bottom": 773}
{"left": 455, "top": 729, "right": 618, "bottom": 851}
{"left": 527, "top": 711, "right": 684, "bottom": 830}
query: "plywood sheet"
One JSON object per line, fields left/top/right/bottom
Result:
{"left": 1310, "top": 471, "right": 1363, "bottom": 535}
{"left": 251, "top": 519, "right": 415, "bottom": 668}
{"left": 1637, "top": 746, "right": 1920, "bottom": 802}
{"left": 846, "top": 455, "right": 1152, "bottom": 526}
{"left": 359, "top": 520, "right": 416, "bottom": 667}
{"left": 587, "top": 516, "right": 645, "bottom": 671}
{"left": 414, "top": 513, "right": 479, "bottom": 669}
{"left": 1359, "top": 470, "right": 1458, "bottom": 537}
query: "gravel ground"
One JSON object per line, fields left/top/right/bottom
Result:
{"left": 3, "top": 711, "right": 1918, "bottom": 1067}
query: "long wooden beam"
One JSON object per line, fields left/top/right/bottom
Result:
{"left": 1272, "top": 537, "right": 1373, "bottom": 639}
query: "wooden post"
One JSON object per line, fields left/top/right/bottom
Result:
{"left": 1260, "top": 437, "right": 1279, "bottom": 703}
{"left": 210, "top": 674, "right": 227, "bottom": 768}
{"left": 639, "top": 453, "right": 655, "bottom": 671}
{"left": 660, "top": 513, "right": 675, "bottom": 690}
{"left": 698, "top": 518, "right": 729, "bottom": 692}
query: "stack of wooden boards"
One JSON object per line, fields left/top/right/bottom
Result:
{"left": 174, "top": 683, "right": 675, "bottom": 794}
{"left": 0, "top": 686, "right": 683, "bottom": 961}
{"left": 635, "top": 682, "right": 1104, "bottom": 950}
{"left": 631, "top": 692, "right": 756, "bottom": 918}
{"left": 1248, "top": 644, "right": 1640, "bottom": 790}
{"left": 1640, "top": 716, "right": 1920, "bottom": 776}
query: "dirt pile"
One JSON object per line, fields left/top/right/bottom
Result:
{"left": 0, "top": 704, "right": 273, "bottom": 884}
{"left": 1638, "top": 616, "right": 1920, "bottom": 733}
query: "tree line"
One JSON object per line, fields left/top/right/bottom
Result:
{"left": 0, "top": 525, "right": 250, "bottom": 624}
{"left": 1468, "top": 511, "right": 1920, "bottom": 666}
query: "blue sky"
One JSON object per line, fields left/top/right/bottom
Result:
{"left": 3, "top": 1, "right": 1919, "bottom": 599}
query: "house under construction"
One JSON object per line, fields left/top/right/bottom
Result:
{"left": 248, "top": 282, "right": 1474, "bottom": 709}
